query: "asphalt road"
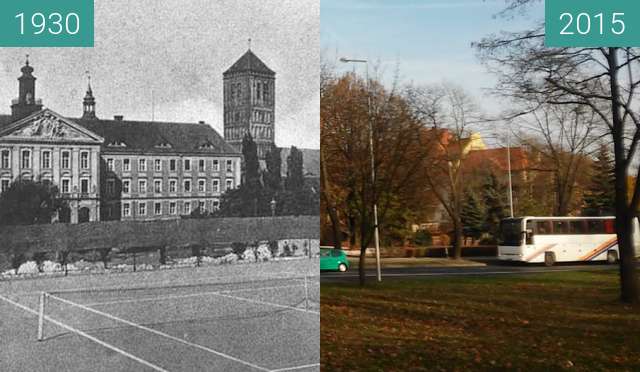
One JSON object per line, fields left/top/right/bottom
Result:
{"left": 320, "top": 260, "right": 621, "bottom": 283}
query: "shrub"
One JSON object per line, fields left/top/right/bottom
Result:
{"left": 413, "top": 230, "right": 433, "bottom": 247}
{"left": 256, "top": 245, "right": 271, "bottom": 261}
{"left": 268, "top": 240, "right": 279, "bottom": 257}
{"left": 11, "top": 253, "right": 25, "bottom": 274}
{"left": 242, "top": 248, "right": 257, "bottom": 262}
{"left": 33, "top": 252, "right": 48, "bottom": 272}
{"left": 231, "top": 242, "right": 247, "bottom": 256}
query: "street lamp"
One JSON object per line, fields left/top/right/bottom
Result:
{"left": 270, "top": 198, "right": 276, "bottom": 217}
{"left": 506, "top": 127, "right": 514, "bottom": 218}
{"left": 340, "top": 57, "right": 382, "bottom": 282}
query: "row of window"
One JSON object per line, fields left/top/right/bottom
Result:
{"left": 528, "top": 219, "right": 616, "bottom": 235}
{"left": 1, "top": 149, "right": 91, "bottom": 170}
{"left": 1, "top": 176, "right": 94, "bottom": 195}
{"left": 61, "top": 178, "right": 92, "bottom": 194}
{"left": 107, "top": 157, "right": 235, "bottom": 173}
{"left": 110, "top": 178, "right": 234, "bottom": 195}
{"left": 121, "top": 199, "right": 220, "bottom": 217}
{"left": 225, "top": 80, "right": 272, "bottom": 104}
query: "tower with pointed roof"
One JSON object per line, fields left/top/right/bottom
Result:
{"left": 11, "top": 56, "right": 43, "bottom": 122}
{"left": 223, "top": 44, "right": 275, "bottom": 158}
{"left": 82, "top": 74, "right": 97, "bottom": 119}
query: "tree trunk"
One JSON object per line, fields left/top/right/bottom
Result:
{"left": 614, "top": 209, "right": 639, "bottom": 304}
{"left": 348, "top": 215, "right": 357, "bottom": 248}
{"left": 320, "top": 150, "right": 342, "bottom": 250}
{"left": 359, "top": 245, "right": 367, "bottom": 287}
{"left": 452, "top": 217, "right": 463, "bottom": 260}
{"left": 325, "top": 205, "right": 342, "bottom": 250}
{"left": 609, "top": 47, "right": 639, "bottom": 304}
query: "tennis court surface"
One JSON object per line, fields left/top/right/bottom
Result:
{"left": 0, "top": 260, "right": 319, "bottom": 372}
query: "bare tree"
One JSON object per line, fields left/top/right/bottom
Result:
{"left": 320, "top": 50, "right": 343, "bottom": 250}
{"left": 475, "top": 11, "right": 640, "bottom": 302}
{"left": 406, "top": 83, "right": 482, "bottom": 259}
{"left": 322, "top": 73, "right": 426, "bottom": 285}
{"left": 513, "top": 104, "right": 598, "bottom": 215}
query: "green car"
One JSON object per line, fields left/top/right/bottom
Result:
{"left": 320, "top": 248, "right": 350, "bottom": 272}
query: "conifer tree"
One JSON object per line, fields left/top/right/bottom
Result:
{"left": 583, "top": 145, "right": 615, "bottom": 216}
{"left": 482, "top": 173, "right": 508, "bottom": 241}
{"left": 263, "top": 143, "right": 282, "bottom": 193}
{"left": 285, "top": 146, "right": 305, "bottom": 191}
{"left": 461, "top": 191, "right": 484, "bottom": 240}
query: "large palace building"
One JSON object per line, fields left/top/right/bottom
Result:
{"left": 0, "top": 51, "right": 282, "bottom": 223}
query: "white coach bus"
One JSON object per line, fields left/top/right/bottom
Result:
{"left": 498, "top": 216, "right": 640, "bottom": 266}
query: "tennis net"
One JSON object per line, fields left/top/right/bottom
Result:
{"left": 36, "top": 274, "right": 320, "bottom": 342}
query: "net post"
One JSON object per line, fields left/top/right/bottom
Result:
{"left": 37, "top": 292, "right": 46, "bottom": 341}
{"left": 304, "top": 275, "right": 309, "bottom": 312}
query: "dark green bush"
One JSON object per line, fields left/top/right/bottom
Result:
{"left": 413, "top": 230, "right": 433, "bottom": 247}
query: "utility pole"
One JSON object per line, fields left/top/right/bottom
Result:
{"left": 507, "top": 126, "right": 514, "bottom": 218}
{"left": 340, "top": 57, "right": 382, "bottom": 282}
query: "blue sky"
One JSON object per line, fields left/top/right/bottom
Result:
{"left": 321, "top": 0, "right": 544, "bottom": 116}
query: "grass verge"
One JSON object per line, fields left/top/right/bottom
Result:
{"left": 321, "top": 270, "right": 640, "bottom": 371}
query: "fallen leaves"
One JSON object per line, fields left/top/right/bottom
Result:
{"left": 321, "top": 270, "right": 640, "bottom": 371}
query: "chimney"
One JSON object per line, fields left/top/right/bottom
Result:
{"left": 198, "top": 120, "right": 205, "bottom": 124}
{"left": 114, "top": 115, "right": 123, "bottom": 121}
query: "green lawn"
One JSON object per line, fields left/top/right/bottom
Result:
{"left": 321, "top": 271, "right": 640, "bottom": 371}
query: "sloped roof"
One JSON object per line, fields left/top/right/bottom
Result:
{"left": 74, "top": 118, "right": 240, "bottom": 156}
{"left": 223, "top": 50, "right": 275, "bottom": 76}
{"left": 280, "top": 147, "right": 320, "bottom": 178}
{"left": 0, "top": 115, "right": 13, "bottom": 127}
{"left": 465, "top": 147, "right": 529, "bottom": 172}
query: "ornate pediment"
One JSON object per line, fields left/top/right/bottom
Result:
{"left": 0, "top": 109, "right": 103, "bottom": 144}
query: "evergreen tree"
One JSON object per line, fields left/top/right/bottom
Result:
{"left": 583, "top": 145, "right": 615, "bottom": 216}
{"left": 218, "top": 133, "right": 264, "bottom": 217}
{"left": 461, "top": 191, "right": 484, "bottom": 240}
{"left": 263, "top": 143, "right": 282, "bottom": 194}
{"left": 281, "top": 147, "right": 319, "bottom": 215}
{"left": 482, "top": 173, "right": 508, "bottom": 241}
{"left": 285, "top": 146, "right": 305, "bottom": 191}
{"left": 242, "top": 133, "right": 261, "bottom": 192}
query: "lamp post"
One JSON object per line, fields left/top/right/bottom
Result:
{"left": 506, "top": 126, "right": 514, "bottom": 218}
{"left": 339, "top": 57, "right": 382, "bottom": 282}
{"left": 270, "top": 198, "right": 276, "bottom": 217}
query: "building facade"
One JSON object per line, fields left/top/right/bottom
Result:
{"left": 223, "top": 49, "right": 276, "bottom": 159}
{"left": 0, "top": 58, "right": 241, "bottom": 223}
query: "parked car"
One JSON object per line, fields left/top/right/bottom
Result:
{"left": 320, "top": 247, "right": 349, "bottom": 272}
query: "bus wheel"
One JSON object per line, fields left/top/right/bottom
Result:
{"left": 606, "top": 250, "right": 618, "bottom": 264}
{"left": 544, "top": 252, "right": 556, "bottom": 267}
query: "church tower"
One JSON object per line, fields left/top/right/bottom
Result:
{"left": 82, "top": 75, "right": 97, "bottom": 119}
{"left": 11, "top": 56, "right": 43, "bottom": 122}
{"left": 223, "top": 43, "right": 276, "bottom": 158}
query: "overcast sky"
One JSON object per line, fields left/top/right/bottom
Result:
{"left": 0, "top": 0, "right": 319, "bottom": 149}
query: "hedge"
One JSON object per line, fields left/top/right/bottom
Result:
{"left": 0, "top": 216, "right": 319, "bottom": 260}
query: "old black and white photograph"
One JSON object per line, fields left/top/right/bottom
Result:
{"left": 0, "top": 1, "right": 319, "bottom": 371}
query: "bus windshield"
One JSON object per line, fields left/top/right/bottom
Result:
{"left": 500, "top": 218, "right": 524, "bottom": 246}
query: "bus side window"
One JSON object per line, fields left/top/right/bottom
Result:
{"left": 604, "top": 220, "right": 616, "bottom": 234}
{"left": 553, "top": 220, "right": 568, "bottom": 234}
{"left": 525, "top": 221, "right": 534, "bottom": 244}
{"left": 587, "top": 220, "right": 604, "bottom": 234}
{"left": 536, "top": 221, "right": 550, "bottom": 234}
{"left": 570, "top": 220, "right": 586, "bottom": 234}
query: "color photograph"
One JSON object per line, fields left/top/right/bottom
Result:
{"left": 320, "top": 0, "right": 640, "bottom": 370}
